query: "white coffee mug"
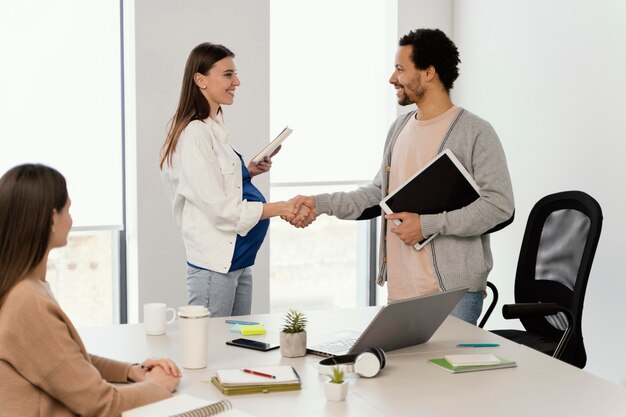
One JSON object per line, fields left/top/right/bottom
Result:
{"left": 178, "top": 306, "right": 210, "bottom": 369}
{"left": 143, "top": 303, "right": 176, "bottom": 335}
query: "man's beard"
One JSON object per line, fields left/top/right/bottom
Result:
{"left": 397, "top": 77, "right": 424, "bottom": 106}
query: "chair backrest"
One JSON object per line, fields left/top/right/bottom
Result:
{"left": 514, "top": 191, "right": 602, "bottom": 367}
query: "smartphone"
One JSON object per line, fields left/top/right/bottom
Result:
{"left": 226, "top": 338, "right": 279, "bottom": 352}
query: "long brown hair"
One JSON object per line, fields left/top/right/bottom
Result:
{"left": 159, "top": 42, "right": 235, "bottom": 169}
{"left": 0, "top": 164, "right": 68, "bottom": 304}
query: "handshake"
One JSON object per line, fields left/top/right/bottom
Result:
{"left": 278, "top": 195, "right": 317, "bottom": 228}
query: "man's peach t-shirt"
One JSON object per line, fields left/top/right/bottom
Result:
{"left": 386, "top": 106, "right": 459, "bottom": 301}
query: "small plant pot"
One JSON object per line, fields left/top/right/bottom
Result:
{"left": 280, "top": 331, "right": 307, "bottom": 358}
{"left": 324, "top": 380, "right": 348, "bottom": 401}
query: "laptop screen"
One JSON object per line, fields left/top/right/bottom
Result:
{"left": 308, "top": 287, "right": 468, "bottom": 356}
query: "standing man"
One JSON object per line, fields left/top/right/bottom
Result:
{"left": 289, "top": 29, "right": 514, "bottom": 324}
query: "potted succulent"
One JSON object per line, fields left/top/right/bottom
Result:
{"left": 280, "top": 309, "right": 307, "bottom": 358}
{"left": 324, "top": 366, "right": 348, "bottom": 401}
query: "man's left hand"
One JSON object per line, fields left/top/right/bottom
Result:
{"left": 386, "top": 212, "right": 424, "bottom": 246}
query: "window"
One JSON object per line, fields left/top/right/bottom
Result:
{"left": 0, "top": 1, "right": 124, "bottom": 325}
{"left": 269, "top": 0, "right": 397, "bottom": 311}
{"left": 270, "top": 184, "right": 369, "bottom": 311}
{"left": 47, "top": 230, "right": 121, "bottom": 327}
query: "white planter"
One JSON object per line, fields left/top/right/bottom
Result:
{"left": 280, "top": 331, "right": 307, "bottom": 358}
{"left": 324, "top": 380, "right": 348, "bottom": 401}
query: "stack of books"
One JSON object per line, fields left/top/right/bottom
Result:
{"left": 211, "top": 365, "right": 301, "bottom": 395}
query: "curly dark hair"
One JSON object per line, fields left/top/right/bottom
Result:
{"left": 399, "top": 29, "right": 460, "bottom": 92}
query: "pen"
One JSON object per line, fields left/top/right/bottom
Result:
{"left": 226, "top": 319, "right": 260, "bottom": 325}
{"left": 242, "top": 369, "right": 276, "bottom": 379}
{"left": 457, "top": 343, "right": 500, "bottom": 347}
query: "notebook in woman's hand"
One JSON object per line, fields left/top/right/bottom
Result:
{"left": 251, "top": 127, "right": 292, "bottom": 164}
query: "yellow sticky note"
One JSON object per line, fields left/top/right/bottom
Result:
{"left": 239, "top": 324, "right": 266, "bottom": 335}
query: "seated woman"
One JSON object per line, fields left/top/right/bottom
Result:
{"left": 0, "top": 164, "right": 181, "bottom": 416}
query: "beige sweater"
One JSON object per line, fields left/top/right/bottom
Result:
{"left": 0, "top": 278, "right": 171, "bottom": 417}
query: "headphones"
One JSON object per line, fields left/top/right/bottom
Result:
{"left": 318, "top": 347, "right": 387, "bottom": 378}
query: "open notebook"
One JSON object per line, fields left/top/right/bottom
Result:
{"left": 215, "top": 366, "right": 299, "bottom": 386}
{"left": 122, "top": 394, "right": 256, "bottom": 417}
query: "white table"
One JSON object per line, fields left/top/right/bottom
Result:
{"left": 80, "top": 307, "right": 626, "bottom": 417}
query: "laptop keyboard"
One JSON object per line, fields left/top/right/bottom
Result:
{"left": 309, "top": 336, "right": 359, "bottom": 356}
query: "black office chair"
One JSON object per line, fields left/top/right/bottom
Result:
{"left": 480, "top": 191, "right": 602, "bottom": 368}
{"left": 478, "top": 281, "right": 499, "bottom": 329}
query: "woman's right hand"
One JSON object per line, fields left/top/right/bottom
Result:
{"left": 261, "top": 201, "right": 296, "bottom": 219}
{"left": 144, "top": 365, "right": 180, "bottom": 393}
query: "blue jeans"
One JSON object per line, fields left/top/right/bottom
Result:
{"left": 450, "top": 291, "right": 484, "bottom": 325}
{"left": 186, "top": 265, "right": 253, "bottom": 318}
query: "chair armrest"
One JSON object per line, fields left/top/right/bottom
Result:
{"left": 502, "top": 302, "right": 574, "bottom": 359}
{"left": 502, "top": 302, "right": 566, "bottom": 319}
{"left": 478, "top": 281, "right": 499, "bottom": 328}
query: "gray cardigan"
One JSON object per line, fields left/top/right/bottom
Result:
{"left": 314, "top": 108, "right": 514, "bottom": 292}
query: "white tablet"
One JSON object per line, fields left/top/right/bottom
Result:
{"left": 252, "top": 126, "right": 293, "bottom": 164}
{"left": 380, "top": 149, "right": 480, "bottom": 250}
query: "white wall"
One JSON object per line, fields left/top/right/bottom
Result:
{"left": 127, "top": 0, "right": 270, "bottom": 321}
{"left": 398, "top": 0, "right": 452, "bottom": 38}
{"left": 396, "top": 0, "right": 453, "bottom": 107}
{"left": 452, "top": 0, "right": 626, "bottom": 384}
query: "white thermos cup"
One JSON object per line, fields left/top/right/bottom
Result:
{"left": 178, "top": 306, "right": 210, "bottom": 369}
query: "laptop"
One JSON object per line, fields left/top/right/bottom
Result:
{"left": 307, "top": 286, "right": 468, "bottom": 357}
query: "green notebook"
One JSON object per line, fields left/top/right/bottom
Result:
{"left": 210, "top": 365, "right": 301, "bottom": 395}
{"left": 210, "top": 376, "right": 301, "bottom": 395}
{"left": 428, "top": 356, "right": 517, "bottom": 373}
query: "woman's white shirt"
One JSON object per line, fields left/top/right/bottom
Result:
{"left": 160, "top": 117, "right": 263, "bottom": 273}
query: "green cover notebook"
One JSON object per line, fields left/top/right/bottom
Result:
{"left": 211, "top": 365, "right": 301, "bottom": 395}
{"left": 210, "top": 376, "right": 301, "bottom": 395}
{"left": 428, "top": 356, "right": 517, "bottom": 373}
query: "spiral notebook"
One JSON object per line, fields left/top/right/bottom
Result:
{"left": 122, "top": 394, "right": 256, "bottom": 417}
